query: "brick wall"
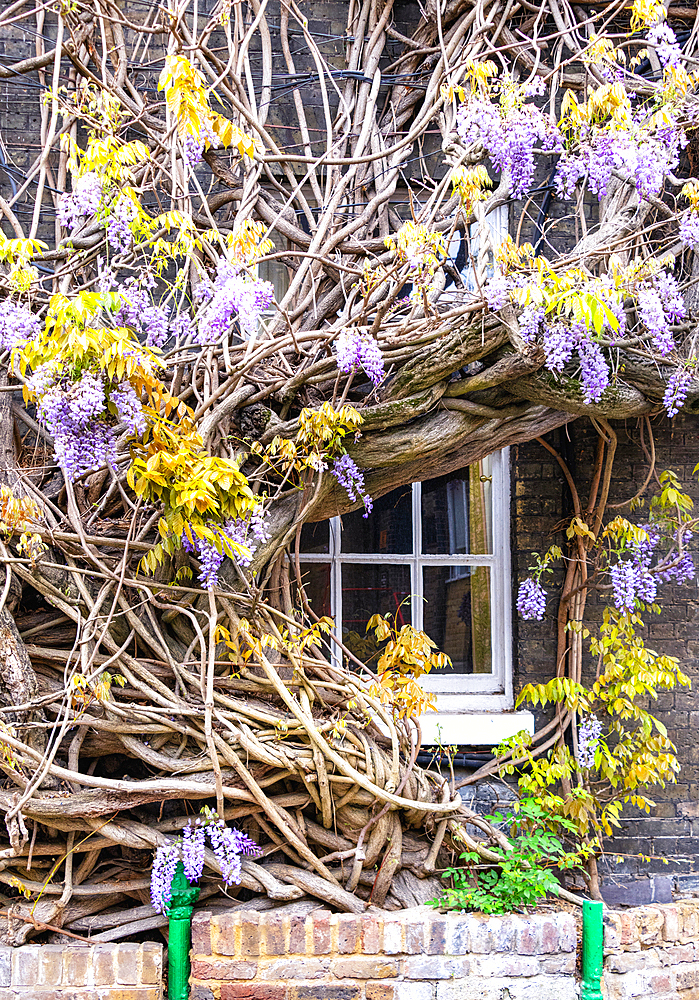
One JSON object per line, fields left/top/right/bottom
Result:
{"left": 603, "top": 899, "right": 699, "bottom": 999}
{"left": 512, "top": 414, "right": 699, "bottom": 888}
{"left": 0, "top": 941, "right": 162, "bottom": 1000}
{"left": 189, "top": 906, "right": 578, "bottom": 1000}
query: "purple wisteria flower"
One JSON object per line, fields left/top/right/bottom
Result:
{"left": 113, "top": 279, "right": 170, "bottom": 349}
{"left": 516, "top": 577, "right": 546, "bottom": 620}
{"left": 0, "top": 300, "right": 41, "bottom": 350}
{"left": 184, "top": 507, "right": 269, "bottom": 588}
{"left": 332, "top": 453, "right": 373, "bottom": 517}
{"left": 577, "top": 336, "right": 610, "bottom": 403}
{"left": 577, "top": 715, "right": 602, "bottom": 769}
{"left": 196, "top": 258, "right": 274, "bottom": 342}
{"left": 109, "top": 381, "right": 146, "bottom": 435}
{"left": 150, "top": 812, "right": 261, "bottom": 914}
{"left": 519, "top": 304, "right": 545, "bottom": 343}
{"left": 543, "top": 322, "right": 579, "bottom": 373}
{"left": 107, "top": 195, "right": 138, "bottom": 254}
{"left": 647, "top": 22, "right": 683, "bottom": 68}
{"left": 679, "top": 212, "right": 699, "bottom": 249}
{"left": 637, "top": 284, "right": 675, "bottom": 356}
{"left": 555, "top": 154, "right": 585, "bottom": 199}
{"left": 336, "top": 329, "right": 362, "bottom": 371}
{"left": 456, "top": 97, "right": 562, "bottom": 199}
{"left": 58, "top": 172, "right": 103, "bottom": 231}
{"left": 171, "top": 312, "right": 194, "bottom": 342}
{"left": 653, "top": 272, "right": 685, "bottom": 323}
{"left": 31, "top": 366, "right": 118, "bottom": 479}
{"left": 485, "top": 273, "right": 510, "bottom": 312}
{"left": 150, "top": 842, "right": 180, "bottom": 914}
{"left": 181, "top": 822, "right": 207, "bottom": 883}
{"left": 658, "top": 549, "right": 695, "bottom": 585}
{"left": 610, "top": 560, "right": 639, "bottom": 611}
{"left": 631, "top": 528, "right": 659, "bottom": 604}
{"left": 182, "top": 118, "right": 220, "bottom": 166}
{"left": 336, "top": 329, "right": 385, "bottom": 386}
{"left": 663, "top": 366, "right": 693, "bottom": 418}
{"left": 557, "top": 122, "right": 681, "bottom": 203}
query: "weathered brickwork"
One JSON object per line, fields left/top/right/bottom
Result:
{"left": 512, "top": 415, "right": 699, "bottom": 885}
{"left": 190, "top": 906, "right": 578, "bottom": 1000}
{"left": 0, "top": 941, "right": 162, "bottom": 1000}
{"left": 603, "top": 899, "right": 699, "bottom": 1000}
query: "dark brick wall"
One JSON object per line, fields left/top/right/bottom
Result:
{"left": 511, "top": 415, "right": 699, "bottom": 886}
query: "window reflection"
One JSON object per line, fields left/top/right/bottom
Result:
{"left": 341, "top": 484, "right": 412, "bottom": 554}
{"left": 297, "top": 563, "right": 331, "bottom": 618}
{"left": 342, "top": 564, "right": 411, "bottom": 666}
{"left": 299, "top": 520, "right": 329, "bottom": 554}
{"left": 421, "top": 458, "right": 492, "bottom": 555}
{"left": 423, "top": 566, "right": 492, "bottom": 674}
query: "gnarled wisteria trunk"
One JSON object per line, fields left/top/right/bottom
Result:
{"left": 0, "top": 0, "right": 694, "bottom": 941}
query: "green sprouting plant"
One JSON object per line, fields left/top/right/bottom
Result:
{"left": 508, "top": 470, "right": 694, "bottom": 891}
{"left": 499, "top": 607, "right": 689, "bottom": 858}
{"left": 431, "top": 799, "right": 581, "bottom": 914}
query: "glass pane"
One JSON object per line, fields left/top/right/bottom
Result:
{"left": 341, "top": 564, "right": 411, "bottom": 666}
{"left": 295, "top": 563, "right": 332, "bottom": 619}
{"left": 421, "top": 458, "right": 492, "bottom": 555}
{"left": 299, "top": 520, "right": 329, "bottom": 554}
{"left": 341, "top": 484, "right": 413, "bottom": 554}
{"left": 259, "top": 253, "right": 289, "bottom": 305}
{"left": 422, "top": 566, "right": 492, "bottom": 674}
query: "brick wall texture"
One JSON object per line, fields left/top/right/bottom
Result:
{"left": 603, "top": 899, "right": 699, "bottom": 1000}
{"left": 189, "top": 906, "right": 578, "bottom": 1000}
{"left": 0, "top": 940, "right": 162, "bottom": 1000}
{"left": 512, "top": 414, "right": 699, "bottom": 885}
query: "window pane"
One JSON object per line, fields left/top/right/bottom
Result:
{"left": 341, "top": 484, "right": 412, "bottom": 554}
{"left": 296, "top": 563, "right": 332, "bottom": 618}
{"left": 422, "top": 566, "right": 492, "bottom": 675}
{"left": 421, "top": 458, "right": 492, "bottom": 555}
{"left": 342, "top": 564, "right": 411, "bottom": 666}
{"left": 299, "top": 520, "right": 329, "bottom": 554}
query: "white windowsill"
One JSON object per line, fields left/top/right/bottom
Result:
{"left": 419, "top": 710, "right": 535, "bottom": 747}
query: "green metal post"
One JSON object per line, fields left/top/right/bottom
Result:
{"left": 581, "top": 899, "right": 604, "bottom": 1000}
{"left": 167, "top": 861, "right": 200, "bottom": 1000}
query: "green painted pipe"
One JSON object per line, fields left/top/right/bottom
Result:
{"left": 167, "top": 861, "right": 200, "bottom": 1000}
{"left": 581, "top": 899, "right": 604, "bottom": 1000}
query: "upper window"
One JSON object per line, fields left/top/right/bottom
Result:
{"left": 299, "top": 449, "right": 513, "bottom": 720}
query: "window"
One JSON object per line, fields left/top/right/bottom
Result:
{"left": 299, "top": 449, "right": 535, "bottom": 745}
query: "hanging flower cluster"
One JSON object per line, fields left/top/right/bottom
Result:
{"left": 196, "top": 257, "right": 274, "bottom": 342}
{"left": 112, "top": 275, "right": 171, "bottom": 349}
{"left": 26, "top": 359, "right": 148, "bottom": 481}
{"left": 577, "top": 715, "right": 603, "bottom": 769}
{"left": 150, "top": 811, "right": 261, "bottom": 914}
{"left": 182, "top": 115, "right": 222, "bottom": 165}
{"left": 0, "top": 300, "right": 41, "bottom": 351}
{"left": 335, "top": 329, "right": 385, "bottom": 386}
{"left": 57, "top": 172, "right": 104, "bottom": 231}
{"left": 518, "top": 495, "right": 695, "bottom": 626}
{"left": 456, "top": 71, "right": 561, "bottom": 199}
{"left": 555, "top": 39, "right": 687, "bottom": 203}
{"left": 107, "top": 195, "right": 139, "bottom": 254}
{"left": 663, "top": 364, "right": 694, "bottom": 417}
{"left": 182, "top": 506, "right": 269, "bottom": 588}
{"left": 332, "top": 453, "right": 373, "bottom": 518}
{"left": 516, "top": 577, "right": 547, "bottom": 620}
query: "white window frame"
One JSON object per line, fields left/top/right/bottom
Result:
{"left": 299, "top": 449, "right": 534, "bottom": 743}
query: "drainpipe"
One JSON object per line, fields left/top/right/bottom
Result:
{"left": 167, "top": 861, "right": 200, "bottom": 1000}
{"left": 581, "top": 899, "right": 604, "bottom": 1000}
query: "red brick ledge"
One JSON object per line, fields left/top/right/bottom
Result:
{"left": 190, "top": 906, "right": 578, "bottom": 1000}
